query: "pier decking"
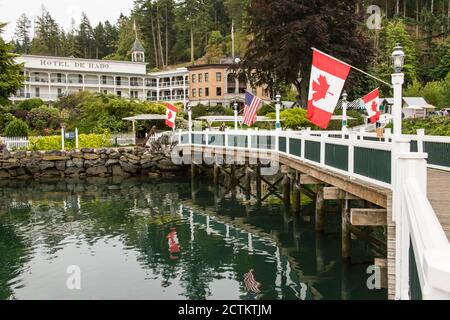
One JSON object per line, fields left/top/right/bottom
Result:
{"left": 428, "top": 169, "right": 450, "bottom": 241}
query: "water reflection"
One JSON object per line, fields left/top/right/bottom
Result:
{"left": 0, "top": 177, "right": 386, "bottom": 300}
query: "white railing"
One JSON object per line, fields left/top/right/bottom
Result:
{"left": 178, "top": 128, "right": 450, "bottom": 299}
{"left": 1, "top": 137, "right": 29, "bottom": 150}
{"left": 396, "top": 150, "right": 450, "bottom": 299}
{"left": 110, "top": 133, "right": 136, "bottom": 146}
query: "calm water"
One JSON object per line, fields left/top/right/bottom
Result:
{"left": 0, "top": 177, "right": 386, "bottom": 300}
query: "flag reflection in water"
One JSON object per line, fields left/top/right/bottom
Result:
{"left": 167, "top": 227, "right": 181, "bottom": 260}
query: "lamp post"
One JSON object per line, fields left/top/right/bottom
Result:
{"left": 233, "top": 101, "right": 238, "bottom": 130}
{"left": 341, "top": 90, "right": 348, "bottom": 132}
{"left": 391, "top": 43, "right": 405, "bottom": 136}
{"left": 187, "top": 103, "right": 192, "bottom": 132}
{"left": 275, "top": 94, "right": 281, "bottom": 131}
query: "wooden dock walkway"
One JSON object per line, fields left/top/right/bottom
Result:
{"left": 428, "top": 169, "right": 450, "bottom": 241}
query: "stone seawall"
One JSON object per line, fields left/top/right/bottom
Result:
{"left": 0, "top": 147, "right": 186, "bottom": 180}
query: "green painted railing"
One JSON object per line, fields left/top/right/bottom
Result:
{"left": 289, "top": 138, "right": 302, "bottom": 157}
{"left": 208, "top": 134, "right": 225, "bottom": 146}
{"left": 410, "top": 140, "right": 418, "bottom": 152}
{"left": 354, "top": 147, "right": 391, "bottom": 183}
{"left": 325, "top": 143, "right": 349, "bottom": 171}
{"left": 180, "top": 133, "right": 189, "bottom": 144}
{"left": 279, "top": 137, "right": 287, "bottom": 153}
{"left": 191, "top": 133, "right": 205, "bottom": 145}
{"left": 251, "top": 136, "right": 275, "bottom": 149}
{"left": 228, "top": 135, "right": 248, "bottom": 148}
{"left": 424, "top": 141, "right": 450, "bottom": 168}
{"left": 305, "top": 141, "right": 321, "bottom": 163}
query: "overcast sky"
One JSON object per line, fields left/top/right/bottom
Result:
{"left": 0, "top": 0, "right": 134, "bottom": 41}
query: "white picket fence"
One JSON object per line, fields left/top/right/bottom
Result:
{"left": 1, "top": 137, "right": 29, "bottom": 150}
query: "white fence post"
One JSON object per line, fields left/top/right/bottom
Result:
{"left": 348, "top": 132, "right": 356, "bottom": 177}
{"left": 417, "top": 129, "right": 425, "bottom": 153}
{"left": 61, "top": 127, "right": 65, "bottom": 151}
{"left": 75, "top": 128, "right": 79, "bottom": 150}
{"left": 320, "top": 133, "right": 328, "bottom": 166}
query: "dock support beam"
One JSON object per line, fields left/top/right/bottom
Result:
{"left": 283, "top": 174, "right": 291, "bottom": 208}
{"left": 292, "top": 173, "right": 301, "bottom": 214}
{"left": 256, "top": 164, "right": 262, "bottom": 206}
{"left": 315, "top": 185, "right": 325, "bottom": 232}
{"left": 213, "top": 164, "right": 220, "bottom": 186}
{"left": 191, "top": 163, "right": 197, "bottom": 179}
{"left": 341, "top": 198, "right": 351, "bottom": 260}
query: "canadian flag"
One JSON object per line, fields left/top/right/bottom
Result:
{"left": 165, "top": 103, "right": 177, "bottom": 128}
{"left": 307, "top": 48, "right": 351, "bottom": 129}
{"left": 362, "top": 88, "right": 380, "bottom": 124}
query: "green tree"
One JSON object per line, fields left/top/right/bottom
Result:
{"left": 5, "top": 118, "right": 29, "bottom": 137}
{"left": 240, "top": 0, "right": 375, "bottom": 106}
{"left": 14, "top": 14, "right": 31, "bottom": 54}
{"left": 0, "top": 23, "right": 24, "bottom": 105}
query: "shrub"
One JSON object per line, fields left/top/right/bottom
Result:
{"left": 27, "top": 106, "right": 61, "bottom": 133}
{"left": 16, "top": 98, "right": 44, "bottom": 111}
{"left": 28, "top": 133, "right": 112, "bottom": 151}
{"left": 5, "top": 119, "right": 29, "bottom": 137}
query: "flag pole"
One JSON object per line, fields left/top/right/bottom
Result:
{"left": 311, "top": 48, "right": 392, "bottom": 88}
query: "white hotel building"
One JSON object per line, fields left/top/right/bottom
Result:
{"left": 11, "top": 39, "right": 189, "bottom": 104}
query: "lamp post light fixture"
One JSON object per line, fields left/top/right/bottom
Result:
{"left": 275, "top": 94, "right": 281, "bottom": 131}
{"left": 391, "top": 43, "right": 405, "bottom": 136}
{"left": 341, "top": 90, "right": 348, "bottom": 132}
{"left": 233, "top": 101, "right": 239, "bottom": 130}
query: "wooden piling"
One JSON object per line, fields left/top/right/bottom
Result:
{"left": 342, "top": 198, "right": 351, "bottom": 260}
{"left": 213, "top": 164, "right": 220, "bottom": 186}
{"left": 292, "top": 173, "right": 301, "bottom": 214}
{"left": 256, "top": 164, "right": 262, "bottom": 205}
{"left": 283, "top": 174, "right": 291, "bottom": 208}
{"left": 315, "top": 185, "right": 325, "bottom": 232}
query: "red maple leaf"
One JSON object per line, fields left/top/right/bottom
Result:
{"left": 371, "top": 101, "right": 378, "bottom": 112}
{"left": 167, "top": 111, "right": 173, "bottom": 119}
{"left": 312, "top": 75, "right": 333, "bottom": 102}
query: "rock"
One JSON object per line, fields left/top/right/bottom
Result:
{"left": 39, "top": 161, "right": 55, "bottom": 170}
{"left": 109, "top": 152, "right": 120, "bottom": 159}
{"left": 147, "top": 172, "right": 161, "bottom": 179}
{"left": 30, "top": 151, "right": 42, "bottom": 159}
{"left": 83, "top": 153, "right": 100, "bottom": 160}
{"left": 111, "top": 165, "right": 130, "bottom": 177}
{"left": 2, "top": 149, "right": 11, "bottom": 160}
{"left": 120, "top": 161, "right": 139, "bottom": 174}
{"left": 106, "top": 159, "right": 119, "bottom": 166}
{"left": 141, "top": 161, "right": 156, "bottom": 170}
{"left": 65, "top": 167, "right": 84, "bottom": 175}
{"left": 86, "top": 166, "right": 108, "bottom": 176}
{"left": 55, "top": 161, "right": 66, "bottom": 171}
{"left": 125, "top": 153, "right": 141, "bottom": 162}
{"left": 40, "top": 169, "right": 61, "bottom": 177}
{"left": 72, "top": 158, "right": 84, "bottom": 168}
{"left": 66, "top": 160, "right": 75, "bottom": 168}
{"left": 15, "top": 151, "right": 27, "bottom": 159}
{"left": 25, "top": 163, "right": 40, "bottom": 175}
{"left": 100, "top": 154, "right": 108, "bottom": 159}
{"left": 81, "top": 148, "right": 94, "bottom": 153}
{"left": 157, "top": 159, "right": 182, "bottom": 172}
{"left": 42, "top": 155, "right": 69, "bottom": 161}
{"left": 0, "top": 170, "right": 10, "bottom": 178}
{"left": 70, "top": 151, "right": 84, "bottom": 158}
{"left": 84, "top": 160, "right": 95, "bottom": 168}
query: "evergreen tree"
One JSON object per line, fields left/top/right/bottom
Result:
{"left": 0, "top": 23, "right": 24, "bottom": 104}
{"left": 14, "top": 14, "right": 31, "bottom": 54}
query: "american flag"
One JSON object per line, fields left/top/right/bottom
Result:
{"left": 243, "top": 91, "right": 262, "bottom": 127}
{"left": 244, "top": 269, "right": 262, "bottom": 294}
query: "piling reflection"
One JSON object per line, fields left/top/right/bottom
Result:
{"left": 0, "top": 176, "right": 386, "bottom": 300}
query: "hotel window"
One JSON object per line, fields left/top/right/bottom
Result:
{"left": 131, "top": 77, "right": 138, "bottom": 86}
{"left": 117, "top": 91, "right": 122, "bottom": 97}
{"left": 198, "top": 74, "right": 202, "bottom": 83}
{"left": 205, "top": 88, "right": 209, "bottom": 97}
{"left": 205, "top": 73, "right": 209, "bottom": 82}
{"left": 57, "top": 73, "right": 62, "bottom": 83}
{"left": 78, "top": 74, "right": 83, "bottom": 84}
{"left": 57, "top": 88, "right": 62, "bottom": 97}
{"left": 192, "top": 89, "right": 196, "bottom": 97}
{"left": 216, "top": 72, "right": 222, "bottom": 82}
{"left": 216, "top": 87, "right": 222, "bottom": 96}
{"left": 199, "top": 88, "right": 203, "bottom": 97}
{"left": 103, "top": 90, "right": 108, "bottom": 94}
{"left": 116, "top": 77, "right": 121, "bottom": 86}
{"left": 102, "top": 76, "right": 107, "bottom": 85}
{"left": 35, "top": 87, "right": 40, "bottom": 98}
{"left": 131, "top": 91, "right": 138, "bottom": 99}
{"left": 192, "top": 74, "right": 196, "bottom": 83}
